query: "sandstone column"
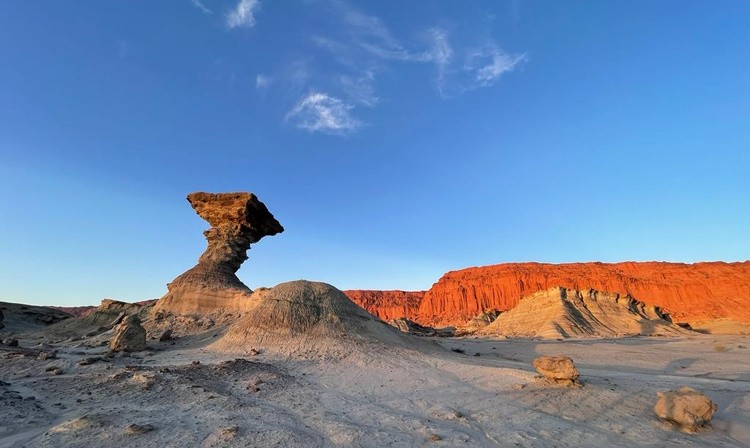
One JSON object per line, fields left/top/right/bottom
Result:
{"left": 153, "top": 192, "right": 284, "bottom": 314}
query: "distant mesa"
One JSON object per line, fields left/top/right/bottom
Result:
{"left": 478, "top": 287, "right": 689, "bottom": 339}
{"left": 153, "top": 192, "right": 283, "bottom": 315}
{"left": 347, "top": 261, "right": 750, "bottom": 331}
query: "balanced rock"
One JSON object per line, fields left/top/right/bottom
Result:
{"left": 153, "top": 192, "right": 283, "bottom": 315}
{"left": 110, "top": 314, "right": 147, "bottom": 352}
{"left": 654, "top": 386, "right": 717, "bottom": 432}
{"left": 533, "top": 356, "right": 580, "bottom": 386}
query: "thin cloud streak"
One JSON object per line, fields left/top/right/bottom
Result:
{"left": 227, "top": 0, "right": 260, "bottom": 29}
{"left": 256, "top": 74, "right": 273, "bottom": 90}
{"left": 286, "top": 92, "right": 361, "bottom": 134}
{"left": 189, "top": 0, "right": 213, "bottom": 15}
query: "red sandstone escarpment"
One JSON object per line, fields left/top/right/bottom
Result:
{"left": 344, "top": 290, "right": 424, "bottom": 322}
{"left": 416, "top": 261, "right": 750, "bottom": 326}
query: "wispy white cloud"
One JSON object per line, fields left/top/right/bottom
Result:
{"left": 286, "top": 92, "right": 361, "bottom": 134}
{"left": 464, "top": 46, "right": 527, "bottom": 88}
{"left": 256, "top": 74, "right": 272, "bottom": 90}
{"left": 340, "top": 71, "right": 378, "bottom": 107}
{"left": 189, "top": 0, "right": 212, "bottom": 15}
{"left": 422, "top": 28, "right": 453, "bottom": 91}
{"left": 227, "top": 0, "right": 260, "bottom": 29}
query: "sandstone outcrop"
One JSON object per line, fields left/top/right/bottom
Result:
{"left": 389, "top": 318, "right": 453, "bottom": 337}
{"left": 478, "top": 287, "right": 688, "bottom": 339}
{"left": 654, "top": 386, "right": 717, "bottom": 432}
{"left": 153, "top": 192, "right": 283, "bottom": 315}
{"left": 401, "top": 261, "right": 750, "bottom": 326}
{"left": 344, "top": 290, "right": 424, "bottom": 322}
{"left": 533, "top": 356, "right": 580, "bottom": 386}
{"left": 110, "top": 314, "right": 147, "bottom": 352}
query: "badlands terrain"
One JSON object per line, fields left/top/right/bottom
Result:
{"left": 1, "top": 192, "right": 749, "bottom": 447}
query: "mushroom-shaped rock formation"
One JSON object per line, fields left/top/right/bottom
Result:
{"left": 153, "top": 192, "right": 283, "bottom": 315}
{"left": 212, "top": 281, "right": 423, "bottom": 358}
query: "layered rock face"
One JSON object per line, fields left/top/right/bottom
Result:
{"left": 343, "top": 290, "right": 424, "bottom": 321}
{"left": 153, "top": 192, "right": 283, "bottom": 315}
{"left": 417, "top": 261, "right": 750, "bottom": 326}
{"left": 478, "top": 287, "right": 687, "bottom": 339}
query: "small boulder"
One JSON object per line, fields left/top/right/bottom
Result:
{"left": 78, "top": 356, "right": 101, "bottom": 366}
{"left": 3, "top": 338, "right": 19, "bottom": 347}
{"left": 125, "top": 423, "right": 155, "bottom": 435}
{"left": 654, "top": 386, "right": 717, "bottom": 432}
{"left": 533, "top": 356, "right": 580, "bottom": 386}
{"left": 158, "top": 329, "right": 172, "bottom": 342}
{"left": 110, "top": 315, "right": 147, "bottom": 352}
{"left": 38, "top": 350, "right": 57, "bottom": 361}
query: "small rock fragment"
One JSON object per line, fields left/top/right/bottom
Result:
{"left": 158, "top": 329, "right": 172, "bottom": 342}
{"left": 37, "top": 350, "right": 57, "bottom": 360}
{"left": 125, "top": 423, "right": 155, "bottom": 435}
{"left": 3, "top": 338, "right": 19, "bottom": 347}
{"left": 533, "top": 356, "right": 581, "bottom": 387}
{"left": 654, "top": 386, "right": 717, "bottom": 432}
{"left": 78, "top": 357, "right": 101, "bottom": 366}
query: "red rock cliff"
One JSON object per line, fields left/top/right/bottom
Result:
{"left": 416, "top": 261, "right": 750, "bottom": 325}
{"left": 344, "top": 290, "right": 424, "bottom": 321}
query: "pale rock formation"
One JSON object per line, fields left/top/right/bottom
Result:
{"left": 533, "top": 356, "right": 580, "bottom": 386}
{"left": 654, "top": 386, "right": 717, "bottom": 432}
{"left": 110, "top": 314, "right": 147, "bottom": 352}
{"left": 213, "top": 280, "right": 418, "bottom": 357}
{"left": 153, "top": 192, "right": 283, "bottom": 315}
{"left": 478, "top": 287, "right": 689, "bottom": 339}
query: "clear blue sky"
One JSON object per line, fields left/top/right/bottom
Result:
{"left": 1, "top": 1, "right": 748, "bottom": 306}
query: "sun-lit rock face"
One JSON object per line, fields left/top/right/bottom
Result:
{"left": 345, "top": 262, "right": 750, "bottom": 328}
{"left": 343, "top": 290, "right": 425, "bottom": 322}
{"left": 153, "top": 192, "right": 283, "bottom": 315}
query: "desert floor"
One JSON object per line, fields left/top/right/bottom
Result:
{"left": 1, "top": 331, "right": 748, "bottom": 447}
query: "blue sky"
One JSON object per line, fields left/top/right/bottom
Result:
{"left": 1, "top": 1, "right": 748, "bottom": 306}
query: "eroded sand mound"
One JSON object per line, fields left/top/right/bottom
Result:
{"left": 213, "top": 280, "right": 415, "bottom": 357}
{"left": 479, "top": 287, "right": 689, "bottom": 339}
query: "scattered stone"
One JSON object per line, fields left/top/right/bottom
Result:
{"left": 248, "top": 348, "right": 260, "bottom": 356}
{"left": 654, "top": 386, "right": 717, "bottom": 432}
{"left": 78, "top": 357, "right": 101, "bottom": 366}
{"left": 125, "top": 423, "right": 155, "bottom": 435}
{"left": 37, "top": 350, "right": 57, "bottom": 360}
{"left": 191, "top": 360, "right": 201, "bottom": 366}
{"left": 158, "top": 329, "right": 172, "bottom": 341}
{"left": 428, "top": 433, "right": 443, "bottom": 442}
{"left": 451, "top": 348, "right": 465, "bottom": 354}
{"left": 533, "top": 356, "right": 581, "bottom": 386}
{"left": 110, "top": 314, "right": 147, "bottom": 352}
{"left": 51, "top": 367, "right": 64, "bottom": 375}
{"left": 3, "top": 338, "right": 19, "bottom": 347}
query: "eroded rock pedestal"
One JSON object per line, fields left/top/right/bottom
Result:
{"left": 153, "top": 192, "right": 283, "bottom": 315}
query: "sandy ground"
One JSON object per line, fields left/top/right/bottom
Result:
{"left": 1, "top": 330, "right": 748, "bottom": 447}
